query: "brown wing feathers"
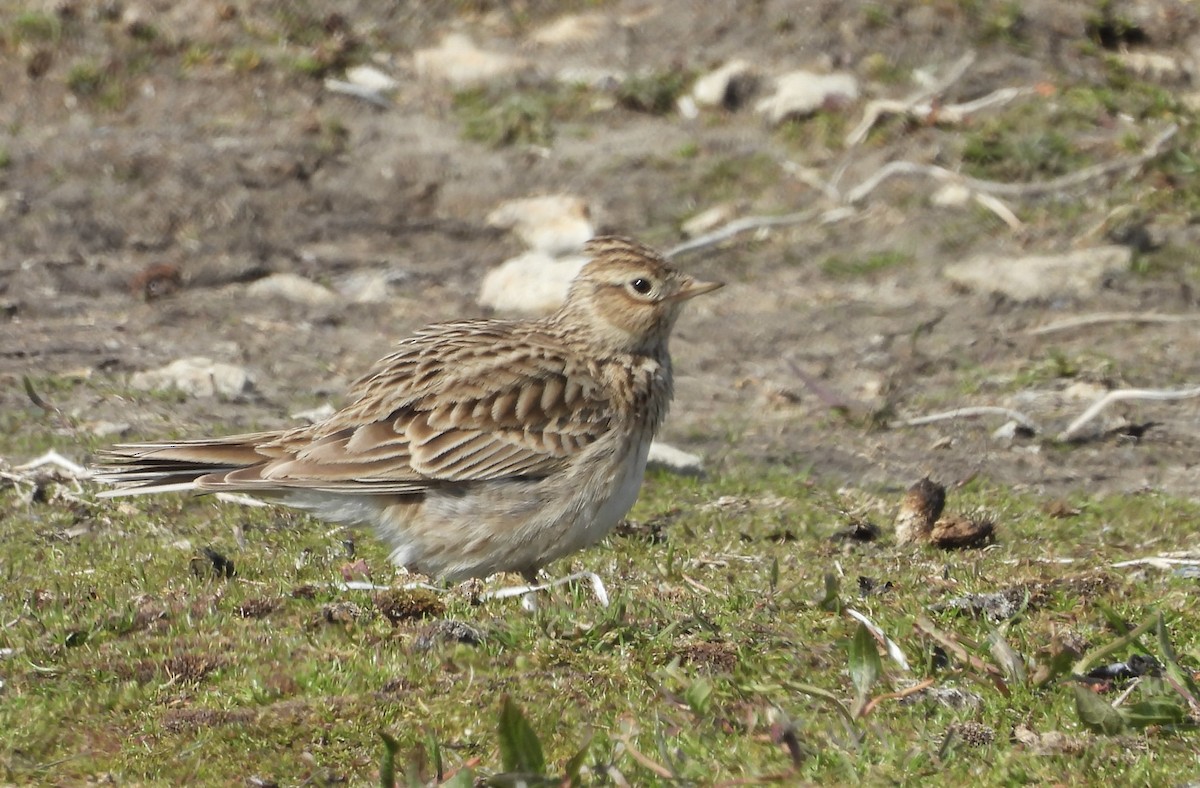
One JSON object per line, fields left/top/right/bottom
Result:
{"left": 98, "top": 325, "right": 613, "bottom": 495}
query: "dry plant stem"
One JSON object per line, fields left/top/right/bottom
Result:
{"left": 1057, "top": 384, "right": 1200, "bottom": 442}
{"left": 845, "top": 51, "right": 978, "bottom": 146}
{"left": 860, "top": 678, "right": 937, "bottom": 717}
{"left": 1111, "top": 556, "right": 1200, "bottom": 569}
{"left": 846, "top": 124, "right": 1178, "bottom": 204}
{"left": 336, "top": 581, "right": 399, "bottom": 591}
{"left": 323, "top": 79, "right": 391, "bottom": 108}
{"left": 479, "top": 570, "right": 611, "bottom": 607}
{"left": 667, "top": 209, "right": 820, "bottom": 258}
{"left": 1026, "top": 312, "right": 1200, "bottom": 336}
{"left": 675, "top": 111, "right": 1174, "bottom": 255}
{"left": 973, "top": 191, "right": 1023, "bottom": 229}
{"left": 781, "top": 162, "right": 841, "bottom": 201}
{"left": 616, "top": 734, "right": 675, "bottom": 779}
{"left": 889, "top": 406, "right": 1040, "bottom": 433}
{"left": 0, "top": 470, "right": 31, "bottom": 488}
{"left": 905, "top": 51, "right": 978, "bottom": 106}
{"left": 16, "top": 450, "right": 92, "bottom": 478}
{"left": 846, "top": 86, "right": 1032, "bottom": 147}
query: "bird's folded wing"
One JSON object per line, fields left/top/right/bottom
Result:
{"left": 100, "top": 327, "right": 616, "bottom": 495}
{"left": 251, "top": 337, "right": 614, "bottom": 491}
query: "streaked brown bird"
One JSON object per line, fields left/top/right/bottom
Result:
{"left": 97, "top": 236, "right": 722, "bottom": 597}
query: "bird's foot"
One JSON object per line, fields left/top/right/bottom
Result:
{"left": 480, "top": 571, "right": 610, "bottom": 611}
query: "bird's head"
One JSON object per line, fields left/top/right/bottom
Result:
{"left": 557, "top": 236, "right": 723, "bottom": 355}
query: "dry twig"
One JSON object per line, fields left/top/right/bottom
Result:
{"left": 668, "top": 45, "right": 1176, "bottom": 256}
{"left": 845, "top": 51, "right": 979, "bottom": 146}
{"left": 1111, "top": 556, "right": 1200, "bottom": 570}
{"left": 848, "top": 81, "right": 1034, "bottom": 146}
{"left": 1057, "top": 384, "right": 1200, "bottom": 442}
{"left": 1025, "top": 312, "right": 1200, "bottom": 336}
{"left": 861, "top": 678, "right": 937, "bottom": 717}
{"left": 323, "top": 79, "right": 391, "bottom": 108}
{"left": 846, "top": 124, "right": 1177, "bottom": 204}
{"left": 889, "top": 406, "right": 1040, "bottom": 433}
{"left": 616, "top": 733, "right": 675, "bottom": 779}
{"left": 667, "top": 208, "right": 820, "bottom": 258}
{"left": 15, "top": 450, "right": 92, "bottom": 479}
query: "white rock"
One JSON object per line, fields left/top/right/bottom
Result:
{"left": 991, "top": 420, "right": 1020, "bottom": 441}
{"left": 530, "top": 12, "right": 607, "bottom": 46}
{"left": 676, "top": 94, "right": 699, "bottom": 120}
{"left": 692, "top": 59, "right": 757, "bottom": 108}
{"left": 943, "top": 246, "right": 1132, "bottom": 302}
{"left": 334, "top": 271, "right": 394, "bottom": 304}
{"left": 755, "top": 71, "right": 859, "bottom": 124}
{"left": 130, "top": 357, "right": 253, "bottom": 399}
{"left": 344, "top": 65, "right": 399, "bottom": 92}
{"left": 478, "top": 251, "right": 588, "bottom": 315}
{"left": 647, "top": 441, "right": 704, "bottom": 475}
{"left": 930, "top": 183, "right": 972, "bottom": 208}
{"left": 682, "top": 202, "right": 738, "bottom": 237}
{"left": 486, "top": 194, "right": 594, "bottom": 255}
{"left": 414, "top": 34, "right": 529, "bottom": 88}
{"left": 245, "top": 273, "right": 338, "bottom": 305}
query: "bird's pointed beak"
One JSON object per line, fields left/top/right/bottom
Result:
{"left": 673, "top": 276, "right": 724, "bottom": 301}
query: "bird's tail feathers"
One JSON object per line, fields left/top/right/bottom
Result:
{"left": 93, "top": 432, "right": 283, "bottom": 496}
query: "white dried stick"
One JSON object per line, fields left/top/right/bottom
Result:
{"left": 1058, "top": 385, "right": 1200, "bottom": 442}
{"left": 1025, "top": 312, "right": 1200, "bottom": 336}
{"left": 889, "top": 406, "right": 1040, "bottom": 433}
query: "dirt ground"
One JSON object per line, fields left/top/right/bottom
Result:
{"left": 3, "top": 0, "right": 1199, "bottom": 501}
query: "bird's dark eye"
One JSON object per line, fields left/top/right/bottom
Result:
{"left": 630, "top": 277, "right": 653, "bottom": 294}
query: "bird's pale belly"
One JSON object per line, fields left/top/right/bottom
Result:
{"left": 336, "top": 437, "right": 652, "bottom": 582}
{"left": 558, "top": 436, "right": 651, "bottom": 556}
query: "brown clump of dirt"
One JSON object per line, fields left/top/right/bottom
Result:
{"left": 413, "top": 619, "right": 485, "bottom": 651}
{"left": 930, "top": 512, "right": 996, "bottom": 549}
{"left": 236, "top": 596, "right": 280, "bottom": 619}
{"left": 105, "top": 651, "right": 224, "bottom": 684}
{"left": 373, "top": 589, "right": 446, "bottom": 623}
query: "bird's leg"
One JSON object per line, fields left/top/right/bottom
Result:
{"left": 520, "top": 571, "right": 541, "bottom": 613}
{"left": 479, "top": 570, "right": 610, "bottom": 609}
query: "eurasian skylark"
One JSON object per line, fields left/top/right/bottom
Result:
{"left": 97, "top": 236, "right": 722, "bottom": 595}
